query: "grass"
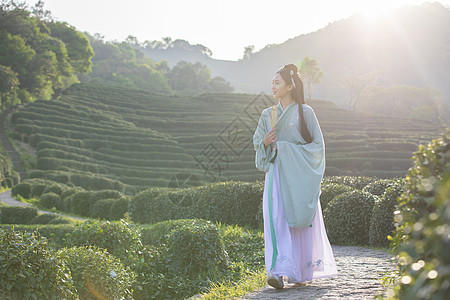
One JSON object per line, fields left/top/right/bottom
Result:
{"left": 198, "top": 268, "right": 267, "bottom": 299}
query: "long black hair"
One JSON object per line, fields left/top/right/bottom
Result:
{"left": 276, "top": 64, "right": 312, "bottom": 143}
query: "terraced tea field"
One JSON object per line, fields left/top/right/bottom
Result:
{"left": 10, "top": 84, "right": 442, "bottom": 193}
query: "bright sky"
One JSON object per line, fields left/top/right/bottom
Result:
{"left": 23, "top": 0, "right": 450, "bottom": 61}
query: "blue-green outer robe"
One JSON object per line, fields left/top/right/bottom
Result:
{"left": 253, "top": 102, "right": 325, "bottom": 228}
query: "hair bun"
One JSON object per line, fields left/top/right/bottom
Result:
{"left": 284, "top": 64, "right": 298, "bottom": 73}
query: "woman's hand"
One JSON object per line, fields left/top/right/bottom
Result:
{"left": 263, "top": 128, "right": 277, "bottom": 149}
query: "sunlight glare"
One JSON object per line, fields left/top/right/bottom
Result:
{"left": 354, "top": 1, "right": 397, "bottom": 20}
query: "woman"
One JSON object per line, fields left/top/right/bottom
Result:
{"left": 253, "top": 64, "right": 338, "bottom": 289}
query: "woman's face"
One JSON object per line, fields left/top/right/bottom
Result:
{"left": 271, "top": 73, "right": 292, "bottom": 99}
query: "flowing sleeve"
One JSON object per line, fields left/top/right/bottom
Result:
{"left": 275, "top": 106, "right": 325, "bottom": 227}
{"left": 253, "top": 109, "right": 275, "bottom": 172}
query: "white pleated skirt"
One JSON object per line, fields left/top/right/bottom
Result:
{"left": 263, "top": 159, "right": 338, "bottom": 282}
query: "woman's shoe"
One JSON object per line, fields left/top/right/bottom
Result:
{"left": 267, "top": 274, "right": 284, "bottom": 289}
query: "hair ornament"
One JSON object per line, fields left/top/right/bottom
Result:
{"left": 289, "top": 69, "right": 296, "bottom": 88}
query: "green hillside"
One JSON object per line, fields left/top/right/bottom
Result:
{"left": 9, "top": 83, "right": 442, "bottom": 193}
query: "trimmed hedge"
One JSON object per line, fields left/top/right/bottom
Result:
{"left": 0, "top": 206, "right": 38, "bottom": 224}
{"left": 324, "top": 190, "right": 378, "bottom": 245}
{"left": 58, "top": 246, "right": 136, "bottom": 300}
{"left": 40, "top": 192, "right": 61, "bottom": 210}
{"left": 165, "top": 219, "right": 229, "bottom": 276}
{"left": 129, "top": 181, "right": 264, "bottom": 228}
{"left": 320, "top": 183, "right": 354, "bottom": 210}
{"left": 11, "top": 182, "right": 32, "bottom": 198}
{"left": 67, "top": 219, "right": 142, "bottom": 260}
{"left": 368, "top": 179, "right": 405, "bottom": 247}
{"left": 0, "top": 229, "right": 76, "bottom": 299}
{"left": 322, "top": 176, "right": 377, "bottom": 190}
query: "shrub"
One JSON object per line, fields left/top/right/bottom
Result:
{"left": 133, "top": 219, "right": 232, "bottom": 300}
{"left": 368, "top": 179, "right": 405, "bottom": 247}
{"left": 58, "top": 246, "right": 136, "bottom": 300}
{"left": 30, "top": 213, "right": 59, "bottom": 225}
{"left": 165, "top": 219, "right": 229, "bottom": 275}
{"left": 48, "top": 217, "right": 72, "bottom": 225}
{"left": 0, "top": 224, "right": 76, "bottom": 249}
{"left": 91, "top": 197, "right": 130, "bottom": 220}
{"left": 324, "top": 190, "right": 377, "bottom": 245}
{"left": 0, "top": 229, "right": 76, "bottom": 299}
{"left": 129, "top": 181, "right": 264, "bottom": 228}
{"left": 11, "top": 182, "right": 31, "bottom": 198}
{"left": 30, "top": 180, "right": 54, "bottom": 198}
{"left": 389, "top": 132, "right": 449, "bottom": 299}
{"left": 320, "top": 183, "right": 354, "bottom": 210}
{"left": 0, "top": 206, "right": 38, "bottom": 224}
{"left": 40, "top": 192, "right": 61, "bottom": 210}
{"left": 68, "top": 219, "right": 142, "bottom": 260}
{"left": 90, "top": 198, "right": 114, "bottom": 220}
{"left": 42, "top": 183, "right": 66, "bottom": 196}
{"left": 362, "top": 178, "right": 398, "bottom": 196}
{"left": 110, "top": 197, "right": 130, "bottom": 220}
{"left": 68, "top": 191, "right": 91, "bottom": 216}
{"left": 322, "top": 176, "right": 377, "bottom": 190}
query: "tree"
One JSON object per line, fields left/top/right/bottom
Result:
{"left": 242, "top": 45, "right": 255, "bottom": 60}
{"left": 298, "top": 57, "right": 323, "bottom": 99}
{"left": 0, "top": 65, "right": 19, "bottom": 108}
{"left": 341, "top": 71, "right": 379, "bottom": 110}
{"left": 168, "top": 61, "right": 233, "bottom": 95}
{"left": 0, "top": 1, "right": 94, "bottom": 106}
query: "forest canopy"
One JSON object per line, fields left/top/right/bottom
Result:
{"left": 0, "top": 0, "right": 94, "bottom": 108}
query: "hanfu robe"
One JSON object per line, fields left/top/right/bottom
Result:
{"left": 253, "top": 101, "right": 338, "bottom": 282}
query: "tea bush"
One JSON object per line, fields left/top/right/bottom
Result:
{"left": 324, "top": 189, "right": 378, "bottom": 245}
{"left": 30, "top": 213, "right": 59, "bottom": 224}
{"left": 40, "top": 192, "right": 61, "bottom": 210}
{"left": 67, "top": 219, "right": 142, "bottom": 260}
{"left": 165, "top": 219, "right": 229, "bottom": 275}
{"left": 363, "top": 178, "right": 398, "bottom": 196}
{"left": 368, "top": 179, "right": 405, "bottom": 247}
{"left": 0, "top": 206, "right": 38, "bottom": 224}
{"left": 58, "top": 246, "right": 136, "bottom": 300}
{"left": 322, "top": 176, "right": 377, "bottom": 190}
{"left": 0, "top": 229, "right": 76, "bottom": 299}
{"left": 130, "top": 181, "right": 264, "bottom": 228}
{"left": 388, "top": 131, "right": 449, "bottom": 299}
{"left": 11, "top": 182, "right": 31, "bottom": 198}
{"left": 320, "top": 183, "right": 354, "bottom": 209}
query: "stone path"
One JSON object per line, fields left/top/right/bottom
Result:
{"left": 242, "top": 246, "right": 395, "bottom": 300}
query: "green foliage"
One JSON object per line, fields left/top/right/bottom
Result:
{"left": 67, "top": 219, "right": 142, "bottom": 260}
{"left": 168, "top": 61, "right": 233, "bottom": 95}
{"left": 11, "top": 181, "right": 31, "bottom": 198}
{"left": 67, "top": 189, "right": 125, "bottom": 217}
{"left": 0, "top": 205, "right": 38, "bottom": 224}
{"left": 132, "top": 219, "right": 241, "bottom": 300}
{"left": 363, "top": 178, "right": 399, "bottom": 196}
{"left": 165, "top": 219, "right": 229, "bottom": 275}
{"left": 58, "top": 246, "right": 136, "bottom": 300}
{"left": 323, "top": 176, "right": 378, "bottom": 190}
{"left": 40, "top": 192, "right": 61, "bottom": 209}
{"left": 91, "top": 197, "right": 130, "bottom": 220}
{"left": 324, "top": 189, "right": 377, "bottom": 245}
{"left": 30, "top": 212, "right": 59, "bottom": 224}
{"left": 368, "top": 179, "right": 405, "bottom": 247}
{"left": 0, "top": 2, "right": 93, "bottom": 107}
{"left": 0, "top": 228, "right": 76, "bottom": 299}
{"left": 320, "top": 182, "right": 354, "bottom": 209}
{"left": 388, "top": 131, "right": 449, "bottom": 299}
{"left": 130, "top": 181, "right": 264, "bottom": 227}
